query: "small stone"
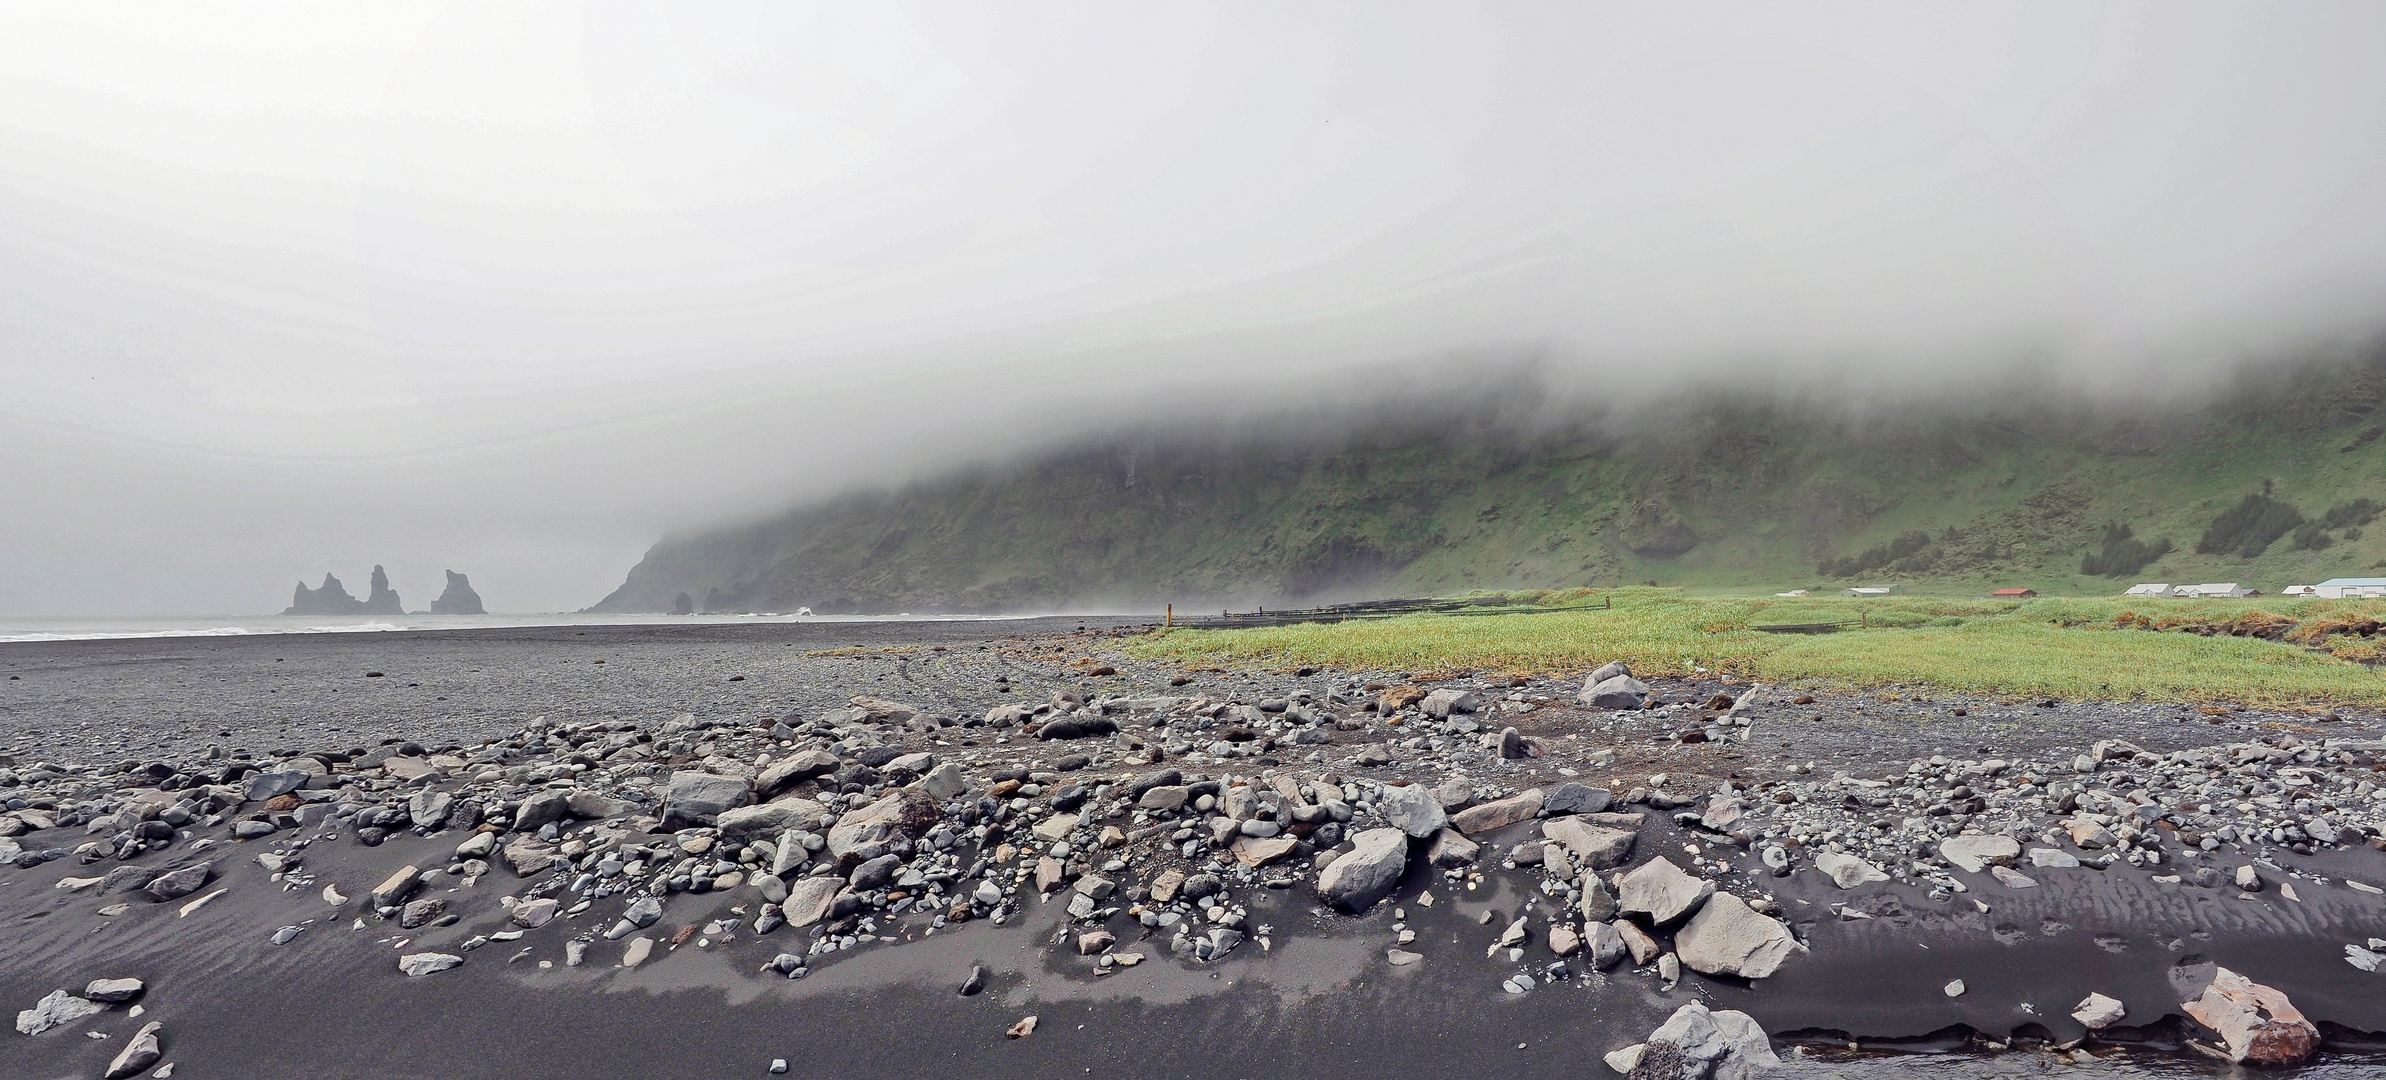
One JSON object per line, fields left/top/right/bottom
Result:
{"left": 1989, "top": 866, "right": 2039, "bottom": 889}
{"left": 1005, "top": 1015, "right": 1038, "bottom": 1039}
{"left": 397, "top": 953, "right": 463, "bottom": 977}
{"left": 82, "top": 979, "right": 144, "bottom": 1004}
{"left": 511, "top": 898, "right": 560, "bottom": 929}
{"left": 1386, "top": 949, "right": 1423, "bottom": 966}
{"left": 103, "top": 1021, "right": 163, "bottom": 1079}
{"left": 1940, "top": 835, "right": 2021, "bottom": 873}
{"left": 1945, "top": 979, "right": 1966, "bottom": 997}
{"left": 15, "top": 989, "right": 107, "bottom": 1036}
{"left": 1813, "top": 852, "right": 1889, "bottom": 890}
{"left": 2072, "top": 992, "right": 2126, "bottom": 1030}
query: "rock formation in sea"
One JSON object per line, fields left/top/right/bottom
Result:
{"left": 282, "top": 565, "right": 405, "bottom": 615}
{"left": 430, "top": 570, "right": 486, "bottom": 615}
{"left": 362, "top": 565, "right": 403, "bottom": 615}
{"left": 284, "top": 573, "right": 363, "bottom": 615}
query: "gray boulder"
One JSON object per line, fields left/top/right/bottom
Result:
{"left": 1585, "top": 921, "right": 1629, "bottom": 969}
{"left": 1580, "top": 874, "right": 1619, "bottom": 922}
{"left": 1813, "top": 852, "right": 1889, "bottom": 889}
{"left": 1450, "top": 788, "right": 1542, "bottom": 835}
{"left": 102, "top": 1020, "right": 163, "bottom": 1079}
{"left": 1316, "top": 827, "right": 1409, "bottom": 912}
{"left": 512, "top": 789, "right": 571, "bottom": 832}
{"left": 1544, "top": 782, "right": 1612, "bottom": 816}
{"left": 397, "top": 953, "right": 463, "bottom": 977}
{"left": 784, "top": 876, "right": 843, "bottom": 928}
{"left": 1373, "top": 783, "right": 1448, "bottom": 839}
{"left": 1620, "top": 1001, "right": 1781, "bottom": 1080}
{"left": 1674, "top": 893, "right": 1803, "bottom": 979}
{"left": 15, "top": 989, "right": 107, "bottom": 1035}
{"left": 660, "top": 771, "right": 754, "bottom": 830}
{"left": 1580, "top": 674, "right": 1651, "bottom": 710}
{"left": 141, "top": 862, "right": 212, "bottom": 903}
{"left": 827, "top": 790, "right": 939, "bottom": 858}
{"left": 1618, "top": 857, "right": 1713, "bottom": 926}
{"left": 243, "top": 770, "right": 310, "bottom": 802}
{"left": 1544, "top": 817, "right": 1637, "bottom": 870}
{"left": 1419, "top": 688, "right": 1481, "bottom": 718}
{"left": 565, "top": 791, "right": 635, "bottom": 820}
{"left": 1424, "top": 828, "right": 1480, "bottom": 868}
{"left": 716, "top": 801, "right": 816, "bottom": 845}
{"left": 82, "top": 979, "right": 143, "bottom": 1004}
{"left": 408, "top": 791, "right": 454, "bottom": 829}
{"left": 921, "top": 762, "right": 969, "bottom": 801}
{"left": 1939, "top": 835, "right": 2021, "bottom": 874}
{"left": 756, "top": 750, "right": 840, "bottom": 798}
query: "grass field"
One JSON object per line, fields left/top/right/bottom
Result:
{"left": 1125, "top": 588, "right": 2386, "bottom": 707}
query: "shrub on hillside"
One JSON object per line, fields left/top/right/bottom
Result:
{"left": 2196, "top": 484, "right": 2305, "bottom": 558}
{"left": 2081, "top": 522, "right": 2173, "bottom": 577}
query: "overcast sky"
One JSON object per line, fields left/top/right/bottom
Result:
{"left": 7, "top": 2, "right": 2386, "bottom": 616}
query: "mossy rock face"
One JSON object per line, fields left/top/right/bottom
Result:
{"left": 1617, "top": 499, "right": 1698, "bottom": 559}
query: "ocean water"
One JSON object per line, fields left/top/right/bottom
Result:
{"left": 0, "top": 611, "right": 1046, "bottom": 644}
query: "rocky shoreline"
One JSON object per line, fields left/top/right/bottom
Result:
{"left": 5, "top": 622, "right": 2386, "bottom": 1077}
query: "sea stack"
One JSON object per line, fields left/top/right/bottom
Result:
{"left": 361, "top": 565, "right": 403, "bottom": 615}
{"left": 284, "top": 573, "right": 362, "bottom": 615}
{"left": 282, "top": 564, "right": 405, "bottom": 615}
{"left": 431, "top": 570, "right": 487, "bottom": 615}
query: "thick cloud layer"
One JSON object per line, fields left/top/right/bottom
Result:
{"left": 7, "top": 3, "right": 2386, "bottom": 614}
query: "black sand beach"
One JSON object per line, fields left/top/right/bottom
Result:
{"left": 5, "top": 619, "right": 2385, "bottom": 1079}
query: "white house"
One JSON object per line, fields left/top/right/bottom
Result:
{"left": 1840, "top": 587, "right": 1895, "bottom": 598}
{"left": 2314, "top": 577, "right": 2386, "bottom": 599}
{"left": 2123, "top": 583, "right": 2171, "bottom": 598}
{"left": 1774, "top": 589, "right": 1810, "bottom": 597}
{"left": 2172, "top": 583, "right": 2254, "bottom": 599}
{"left": 2279, "top": 585, "right": 2319, "bottom": 597}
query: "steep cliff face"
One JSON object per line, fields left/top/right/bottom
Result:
{"left": 589, "top": 354, "right": 2386, "bottom": 613}
{"left": 430, "top": 570, "right": 486, "bottom": 615}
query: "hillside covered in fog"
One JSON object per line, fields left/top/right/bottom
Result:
{"left": 591, "top": 352, "right": 2386, "bottom": 614}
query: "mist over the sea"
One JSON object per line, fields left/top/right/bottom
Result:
{"left": 8, "top": 3, "right": 2386, "bottom": 615}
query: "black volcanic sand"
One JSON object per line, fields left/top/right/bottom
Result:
{"left": 5, "top": 619, "right": 2386, "bottom": 1078}
{"left": 7, "top": 799, "right": 2386, "bottom": 1079}
{"left": 1, "top": 617, "right": 2364, "bottom": 778}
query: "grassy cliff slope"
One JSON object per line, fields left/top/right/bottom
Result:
{"left": 591, "top": 354, "right": 2386, "bottom": 614}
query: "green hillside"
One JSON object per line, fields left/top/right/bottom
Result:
{"left": 591, "top": 354, "right": 2386, "bottom": 614}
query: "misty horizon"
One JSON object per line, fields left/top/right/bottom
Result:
{"left": 9, "top": 4, "right": 2386, "bottom": 616}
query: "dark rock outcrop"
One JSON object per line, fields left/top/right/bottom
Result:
{"left": 362, "top": 565, "right": 402, "bottom": 615}
{"left": 283, "top": 564, "right": 404, "bottom": 615}
{"left": 430, "top": 570, "right": 486, "bottom": 615}
{"left": 284, "top": 573, "right": 361, "bottom": 615}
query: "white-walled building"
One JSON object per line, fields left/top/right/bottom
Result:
{"left": 2314, "top": 578, "right": 2386, "bottom": 599}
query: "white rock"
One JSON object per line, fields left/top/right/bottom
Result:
{"left": 2072, "top": 992, "right": 2127, "bottom": 1030}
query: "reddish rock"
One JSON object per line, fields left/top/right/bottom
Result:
{"left": 2182, "top": 967, "right": 2318, "bottom": 1066}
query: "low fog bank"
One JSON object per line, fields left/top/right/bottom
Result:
{"left": 9, "top": 4, "right": 2386, "bottom": 615}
